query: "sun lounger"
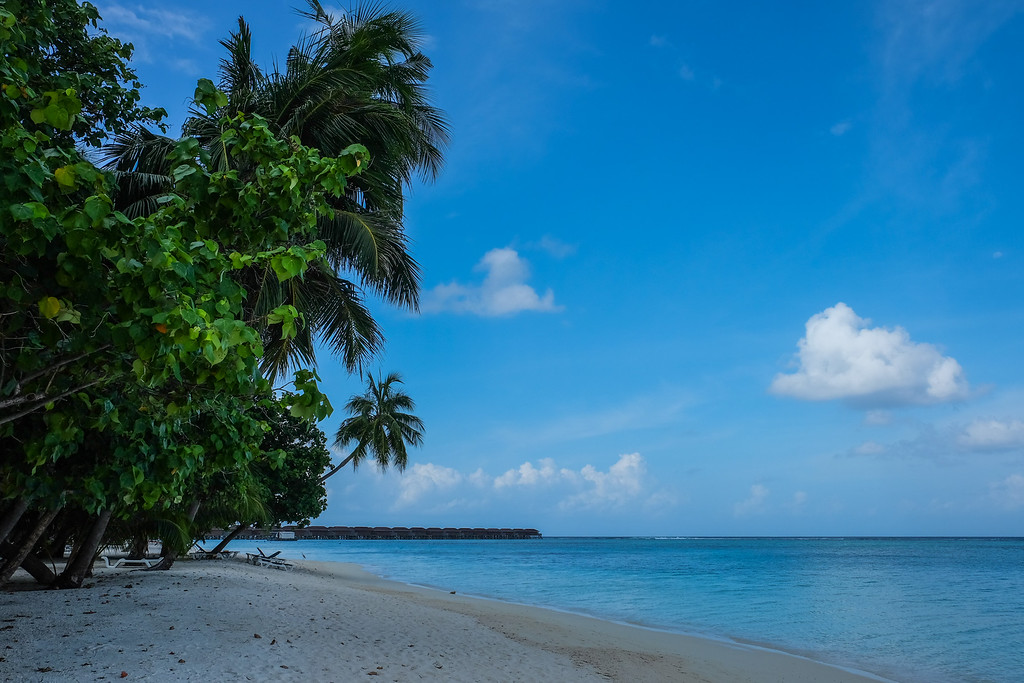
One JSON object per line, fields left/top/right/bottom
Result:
{"left": 245, "top": 549, "right": 293, "bottom": 571}
{"left": 257, "top": 556, "right": 294, "bottom": 571}
{"left": 188, "top": 542, "right": 241, "bottom": 560}
{"left": 101, "top": 556, "right": 157, "bottom": 569}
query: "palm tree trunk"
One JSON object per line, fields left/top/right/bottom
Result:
{"left": 0, "top": 542, "right": 55, "bottom": 585}
{"left": 54, "top": 509, "right": 112, "bottom": 589}
{"left": 318, "top": 452, "right": 356, "bottom": 483}
{"left": 42, "top": 513, "right": 75, "bottom": 560}
{"left": 127, "top": 533, "right": 149, "bottom": 560}
{"left": 0, "top": 505, "right": 61, "bottom": 585}
{"left": 147, "top": 499, "right": 201, "bottom": 571}
{"left": 210, "top": 523, "right": 250, "bottom": 553}
{"left": 0, "top": 498, "right": 29, "bottom": 546}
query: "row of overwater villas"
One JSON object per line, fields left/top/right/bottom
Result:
{"left": 210, "top": 526, "right": 543, "bottom": 540}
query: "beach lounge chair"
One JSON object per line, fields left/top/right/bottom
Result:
{"left": 189, "top": 543, "right": 240, "bottom": 560}
{"left": 101, "top": 556, "right": 157, "bottom": 569}
{"left": 246, "top": 548, "right": 280, "bottom": 565}
{"left": 258, "top": 556, "right": 294, "bottom": 571}
{"left": 246, "top": 547, "right": 293, "bottom": 571}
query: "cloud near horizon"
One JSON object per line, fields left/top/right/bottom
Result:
{"left": 379, "top": 453, "right": 669, "bottom": 513}
{"left": 770, "top": 303, "right": 969, "bottom": 407}
{"left": 421, "top": 247, "right": 561, "bottom": 316}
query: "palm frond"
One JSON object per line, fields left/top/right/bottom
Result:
{"left": 333, "top": 371, "right": 422, "bottom": 472}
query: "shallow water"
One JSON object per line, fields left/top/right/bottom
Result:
{"left": 223, "top": 537, "right": 1024, "bottom": 682}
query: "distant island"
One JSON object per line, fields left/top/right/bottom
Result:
{"left": 208, "top": 526, "right": 543, "bottom": 540}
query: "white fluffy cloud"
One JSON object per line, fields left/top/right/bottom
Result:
{"left": 394, "top": 463, "right": 464, "bottom": 507}
{"left": 734, "top": 484, "right": 770, "bottom": 516}
{"left": 770, "top": 303, "right": 968, "bottom": 406}
{"left": 564, "top": 453, "right": 647, "bottom": 509}
{"left": 422, "top": 247, "right": 561, "bottom": 316}
{"left": 385, "top": 453, "right": 667, "bottom": 514}
{"left": 958, "top": 419, "right": 1024, "bottom": 451}
{"left": 494, "top": 453, "right": 651, "bottom": 510}
{"left": 494, "top": 458, "right": 567, "bottom": 488}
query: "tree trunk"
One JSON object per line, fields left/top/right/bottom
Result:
{"left": 54, "top": 509, "right": 112, "bottom": 589}
{"left": 127, "top": 533, "right": 148, "bottom": 560}
{"left": 43, "top": 515, "right": 75, "bottom": 561}
{"left": 0, "top": 505, "right": 61, "bottom": 585}
{"left": 0, "top": 498, "right": 29, "bottom": 546}
{"left": 147, "top": 499, "right": 201, "bottom": 571}
{"left": 210, "top": 523, "right": 250, "bottom": 553}
{"left": 0, "top": 542, "right": 55, "bottom": 585}
{"left": 318, "top": 452, "right": 356, "bottom": 483}
{"left": 60, "top": 507, "right": 94, "bottom": 574}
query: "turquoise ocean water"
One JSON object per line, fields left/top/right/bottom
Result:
{"left": 223, "top": 537, "right": 1024, "bottom": 682}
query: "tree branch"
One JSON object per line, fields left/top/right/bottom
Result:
{"left": 13, "top": 345, "right": 112, "bottom": 391}
{"left": 0, "top": 377, "right": 106, "bottom": 426}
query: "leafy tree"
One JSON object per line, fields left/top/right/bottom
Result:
{"left": 323, "top": 372, "right": 424, "bottom": 481}
{"left": 258, "top": 397, "right": 332, "bottom": 525}
{"left": 205, "top": 395, "right": 332, "bottom": 553}
{"left": 106, "top": 0, "right": 449, "bottom": 380}
{"left": 0, "top": 0, "right": 375, "bottom": 587}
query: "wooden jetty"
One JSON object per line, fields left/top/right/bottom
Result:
{"left": 207, "top": 525, "right": 542, "bottom": 541}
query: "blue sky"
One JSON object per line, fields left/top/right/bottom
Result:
{"left": 95, "top": 0, "right": 1024, "bottom": 536}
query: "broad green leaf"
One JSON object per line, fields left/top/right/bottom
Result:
{"left": 83, "top": 196, "right": 108, "bottom": 221}
{"left": 171, "top": 164, "right": 197, "bottom": 182}
{"left": 54, "top": 165, "right": 76, "bottom": 188}
{"left": 55, "top": 307, "right": 81, "bottom": 324}
{"left": 38, "top": 296, "right": 60, "bottom": 319}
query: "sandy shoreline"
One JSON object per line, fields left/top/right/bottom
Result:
{"left": 1, "top": 558, "right": 891, "bottom": 682}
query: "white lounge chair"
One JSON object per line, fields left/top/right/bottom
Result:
{"left": 101, "top": 556, "right": 157, "bottom": 568}
{"left": 246, "top": 548, "right": 293, "bottom": 571}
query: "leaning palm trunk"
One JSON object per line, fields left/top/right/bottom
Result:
{"left": 318, "top": 452, "right": 357, "bottom": 483}
{"left": 1, "top": 505, "right": 62, "bottom": 585}
{"left": 147, "top": 499, "right": 202, "bottom": 571}
{"left": 210, "top": 523, "right": 251, "bottom": 554}
{"left": 55, "top": 508, "right": 112, "bottom": 589}
{"left": 0, "top": 498, "right": 29, "bottom": 546}
{"left": 0, "top": 542, "right": 54, "bottom": 585}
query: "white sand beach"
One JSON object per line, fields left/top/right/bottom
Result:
{"left": 1, "top": 558, "right": 889, "bottom": 682}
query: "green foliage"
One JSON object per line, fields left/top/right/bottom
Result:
{"left": 0, "top": 0, "right": 166, "bottom": 147}
{"left": 167, "top": 1, "right": 447, "bottom": 379}
{"left": 0, "top": 0, "right": 363, "bottom": 521}
{"left": 257, "top": 394, "right": 331, "bottom": 526}
{"left": 188, "top": 394, "right": 330, "bottom": 535}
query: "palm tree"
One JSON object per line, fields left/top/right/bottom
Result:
{"left": 321, "top": 372, "right": 423, "bottom": 482}
{"left": 103, "top": 0, "right": 449, "bottom": 380}
{"left": 189, "top": 1, "right": 448, "bottom": 380}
